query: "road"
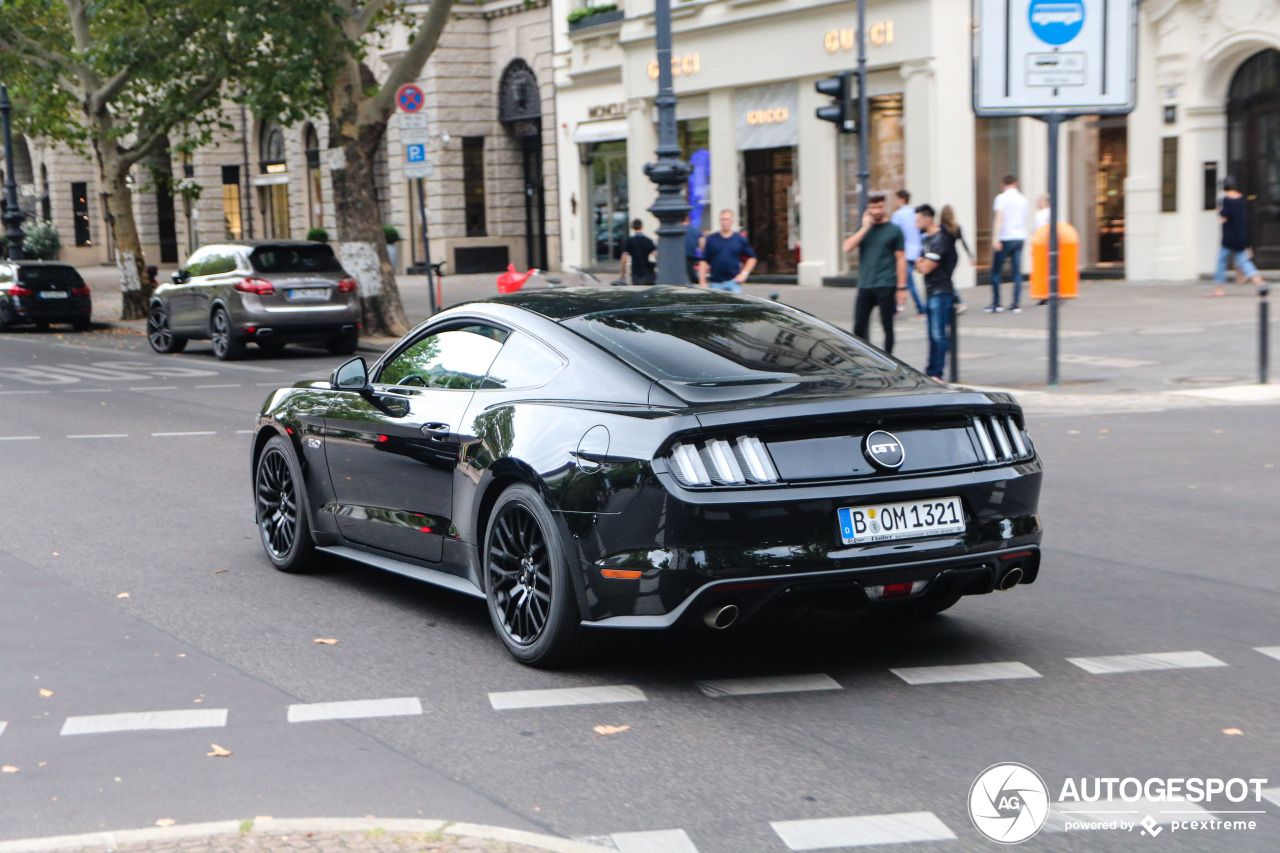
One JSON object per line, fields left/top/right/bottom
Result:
{"left": 1, "top": 324, "right": 1278, "bottom": 852}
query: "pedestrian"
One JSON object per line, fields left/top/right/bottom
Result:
{"left": 843, "top": 193, "right": 906, "bottom": 354}
{"left": 915, "top": 204, "right": 958, "bottom": 379}
{"left": 1034, "top": 194, "right": 1050, "bottom": 231}
{"left": 699, "top": 209, "right": 757, "bottom": 292}
{"left": 145, "top": 265, "right": 159, "bottom": 289}
{"left": 1208, "top": 176, "right": 1268, "bottom": 298}
{"left": 621, "top": 219, "right": 657, "bottom": 287}
{"left": 940, "top": 205, "right": 972, "bottom": 313}
{"left": 682, "top": 214, "right": 703, "bottom": 286}
{"left": 890, "top": 189, "right": 926, "bottom": 317}
{"left": 988, "top": 174, "right": 1029, "bottom": 313}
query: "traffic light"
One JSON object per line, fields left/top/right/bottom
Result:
{"left": 815, "top": 71, "right": 857, "bottom": 133}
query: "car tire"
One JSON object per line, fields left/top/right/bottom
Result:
{"left": 146, "top": 304, "right": 188, "bottom": 354}
{"left": 483, "top": 483, "right": 601, "bottom": 667}
{"left": 254, "top": 435, "right": 317, "bottom": 574}
{"left": 72, "top": 318, "right": 91, "bottom": 332}
{"left": 325, "top": 330, "right": 359, "bottom": 356}
{"left": 210, "top": 307, "right": 245, "bottom": 361}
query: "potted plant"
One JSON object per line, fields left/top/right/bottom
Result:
{"left": 383, "top": 225, "right": 401, "bottom": 272}
{"left": 23, "top": 220, "right": 62, "bottom": 261}
{"left": 568, "top": 3, "right": 621, "bottom": 30}
{"left": 306, "top": 227, "right": 329, "bottom": 243}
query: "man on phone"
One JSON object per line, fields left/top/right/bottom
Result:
{"left": 843, "top": 193, "right": 907, "bottom": 354}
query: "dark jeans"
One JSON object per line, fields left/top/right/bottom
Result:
{"left": 926, "top": 292, "right": 954, "bottom": 378}
{"left": 854, "top": 287, "right": 897, "bottom": 354}
{"left": 990, "top": 239, "right": 1025, "bottom": 307}
{"left": 631, "top": 267, "right": 656, "bottom": 286}
{"left": 904, "top": 267, "right": 926, "bottom": 314}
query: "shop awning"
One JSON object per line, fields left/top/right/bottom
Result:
{"left": 573, "top": 119, "right": 628, "bottom": 144}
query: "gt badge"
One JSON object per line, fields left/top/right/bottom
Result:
{"left": 863, "top": 430, "right": 905, "bottom": 470}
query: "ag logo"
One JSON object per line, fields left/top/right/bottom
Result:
{"left": 863, "top": 430, "right": 905, "bottom": 470}
{"left": 969, "top": 763, "right": 1049, "bottom": 844}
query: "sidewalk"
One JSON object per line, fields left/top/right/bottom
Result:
{"left": 72, "top": 264, "right": 1277, "bottom": 413}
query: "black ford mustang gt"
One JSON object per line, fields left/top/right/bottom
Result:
{"left": 251, "top": 287, "right": 1043, "bottom": 666}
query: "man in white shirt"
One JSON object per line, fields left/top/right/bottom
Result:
{"left": 890, "top": 189, "right": 925, "bottom": 316}
{"left": 1033, "top": 194, "right": 1050, "bottom": 231}
{"left": 987, "top": 174, "right": 1029, "bottom": 313}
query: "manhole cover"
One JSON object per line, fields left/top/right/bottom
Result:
{"left": 1167, "top": 375, "right": 1248, "bottom": 385}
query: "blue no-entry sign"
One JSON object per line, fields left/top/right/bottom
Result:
{"left": 1028, "top": 1, "right": 1085, "bottom": 46}
{"left": 396, "top": 84, "right": 424, "bottom": 113}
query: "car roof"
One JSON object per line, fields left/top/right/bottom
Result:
{"left": 483, "top": 286, "right": 769, "bottom": 321}
{"left": 197, "top": 240, "right": 321, "bottom": 249}
{"left": 7, "top": 260, "right": 77, "bottom": 268}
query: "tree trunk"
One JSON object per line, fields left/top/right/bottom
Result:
{"left": 91, "top": 123, "right": 152, "bottom": 319}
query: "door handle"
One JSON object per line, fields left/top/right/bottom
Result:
{"left": 421, "top": 422, "right": 450, "bottom": 435}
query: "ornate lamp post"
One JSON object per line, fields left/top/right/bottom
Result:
{"left": 643, "top": 0, "right": 692, "bottom": 285}
{"left": 1, "top": 84, "right": 26, "bottom": 260}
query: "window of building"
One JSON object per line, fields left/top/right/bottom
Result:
{"left": 304, "top": 124, "right": 324, "bottom": 233}
{"left": 71, "top": 182, "right": 91, "bottom": 246}
{"left": 222, "top": 165, "right": 243, "bottom": 240}
{"left": 1161, "top": 137, "right": 1178, "bottom": 213}
{"left": 840, "top": 94, "right": 906, "bottom": 273}
{"left": 463, "top": 136, "right": 487, "bottom": 237}
{"left": 679, "top": 118, "right": 711, "bottom": 231}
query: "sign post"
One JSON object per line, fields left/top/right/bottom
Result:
{"left": 396, "top": 84, "right": 438, "bottom": 315}
{"left": 973, "top": 0, "right": 1137, "bottom": 386}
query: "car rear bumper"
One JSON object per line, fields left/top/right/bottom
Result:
{"left": 239, "top": 322, "right": 359, "bottom": 344}
{"left": 9, "top": 297, "right": 92, "bottom": 322}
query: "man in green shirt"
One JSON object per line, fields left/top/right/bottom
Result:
{"left": 843, "top": 193, "right": 907, "bottom": 354}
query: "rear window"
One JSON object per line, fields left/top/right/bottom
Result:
{"left": 565, "top": 305, "right": 895, "bottom": 384}
{"left": 250, "top": 245, "right": 344, "bottom": 274}
{"left": 18, "top": 266, "right": 85, "bottom": 289}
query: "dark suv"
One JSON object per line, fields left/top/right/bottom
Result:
{"left": 146, "top": 241, "right": 361, "bottom": 360}
{"left": 0, "top": 261, "right": 92, "bottom": 331}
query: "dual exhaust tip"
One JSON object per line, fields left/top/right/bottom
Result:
{"left": 703, "top": 602, "right": 740, "bottom": 630}
{"left": 997, "top": 565, "right": 1024, "bottom": 591}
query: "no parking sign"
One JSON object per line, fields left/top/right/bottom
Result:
{"left": 396, "top": 84, "right": 424, "bottom": 113}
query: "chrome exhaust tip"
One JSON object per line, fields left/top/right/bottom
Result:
{"left": 997, "top": 566, "right": 1024, "bottom": 591}
{"left": 703, "top": 603, "right": 740, "bottom": 630}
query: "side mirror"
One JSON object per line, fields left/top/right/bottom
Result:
{"left": 172, "top": 270, "right": 189, "bottom": 284}
{"left": 331, "top": 356, "right": 370, "bottom": 392}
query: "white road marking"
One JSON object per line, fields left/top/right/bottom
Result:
{"left": 890, "top": 661, "right": 1042, "bottom": 685}
{"left": 67, "top": 433, "right": 128, "bottom": 439}
{"left": 1067, "top": 650, "right": 1227, "bottom": 675}
{"left": 0, "top": 390, "right": 51, "bottom": 395}
{"left": 0, "top": 721, "right": 6, "bottom": 738}
{"left": 151, "top": 431, "right": 217, "bottom": 437}
{"left": 287, "top": 696, "right": 423, "bottom": 723}
{"left": 1044, "top": 796, "right": 1210, "bottom": 833}
{"left": 196, "top": 383, "right": 241, "bottom": 389}
{"left": 696, "top": 673, "right": 841, "bottom": 698}
{"left": 610, "top": 829, "right": 699, "bottom": 852}
{"left": 235, "top": 430, "right": 255, "bottom": 435}
{"left": 256, "top": 382, "right": 282, "bottom": 387}
{"left": 129, "top": 386, "right": 178, "bottom": 391}
{"left": 61, "top": 708, "right": 228, "bottom": 735}
{"left": 63, "top": 388, "right": 112, "bottom": 394}
{"left": 0, "top": 436, "right": 40, "bottom": 441}
{"left": 1255, "top": 646, "right": 1280, "bottom": 662}
{"left": 771, "top": 812, "right": 956, "bottom": 849}
{"left": 202, "top": 362, "right": 279, "bottom": 374}
{"left": 488, "top": 684, "right": 647, "bottom": 711}
{"left": 1262, "top": 788, "right": 1280, "bottom": 808}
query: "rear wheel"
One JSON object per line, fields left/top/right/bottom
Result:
{"left": 483, "top": 484, "right": 600, "bottom": 667}
{"left": 325, "top": 330, "right": 359, "bottom": 356}
{"left": 210, "top": 307, "right": 245, "bottom": 360}
{"left": 147, "top": 304, "right": 187, "bottom": 353}
{"left": 72, "top": 318, "right": 91, "bottom": 332}
{"left": 255, "top": 435, "right": 317, "bottom": 573}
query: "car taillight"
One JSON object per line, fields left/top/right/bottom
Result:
{"left": 235, "top": 277, "right": 275, "bottom": 295}
{"left": 337, "top": 276, "right": 357, "bottom": 293}
{"left": 8, "top": 285, "right": 34, "bottom": 297}
{"left": 667, "top": 435, "right": 779, "bottom": 486}
{"left": 71, "top": 285, "right": 90, "bottom": 297}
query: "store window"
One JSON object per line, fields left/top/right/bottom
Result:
{"left": 221, "top": 165, "right": 242, "bottom": 240}
{"left": 259, "top": 123, "right": 289, "bottom": 239}
{"left": 679, "top": 118, "right": 710, "bottom": 231}
{"left": 973, "top": 116, "right": 1019, "bottom": 265}
{"left": 588, "top": 139, "right": 628, "bottom": 263}
{"left": 304, "top": 124, "right": 324, "bottom": 233}
{"left": 1160, "top": 137, "right": 1178, "bottom": 213}
{"left": 463, "top": 136, "right": 487, "bottom": 237}
{"left": 840, "top": 94, "right": 905, "bottom": 273}
{"left": 1096, "top": 117, "right": 1127, "bottom": 264}
{"left": 71, "top": 182, "right": 91, "bottom": 246}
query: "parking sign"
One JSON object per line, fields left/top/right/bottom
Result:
{"left": 973, "top": 0, "right": 1137, "bottom": 116}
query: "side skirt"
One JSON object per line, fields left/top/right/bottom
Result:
{"left": 316, "top": 545, "right": 485, "bottom": 599}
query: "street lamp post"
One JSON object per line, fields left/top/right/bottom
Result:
{"left": 644, "top": 0, "right": 692, "bottom": 285}
{"left": 1, "top": 84, "right": 26, "bottom": 261}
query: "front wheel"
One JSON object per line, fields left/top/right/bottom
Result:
{"left": 483, "top": 484, "right": 600, "bottom": 667}
{"left": 210, "top": 307, "right": 245, "bottom": 361}
{"left": 254, "top": 435, "right": 317, "bottom": 573}
{"left": 147, "top": 304, "right": 187, "bottom": 353}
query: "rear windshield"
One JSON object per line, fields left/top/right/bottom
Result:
{"left": 18, "top": 266, "right": 85, "bottom": 289}
{"left": 249, "top": 245, "right": 344, "bottom": 274}
{"left": 565, "top": 305, "right": 896, "bottom": 384}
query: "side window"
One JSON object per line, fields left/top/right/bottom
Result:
{"left": 0, "top": 267, "right": 12, "bottom": 284}
{"left": 378, "top": 325, "right": 507, "bottom": 390}
{"left": 209, "top": 251, "right": 234, "bottom": 276}
{"left": 184, "top": 248, "right": 211, "bottom": 278}
{"left": 481, "top": 333, "right": 566, "bottom": 390}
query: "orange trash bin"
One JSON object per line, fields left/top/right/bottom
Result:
{"left": 1030, "top": 222, "right": 1079, "bottom": 301}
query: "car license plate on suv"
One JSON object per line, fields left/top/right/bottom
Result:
{"left": 39, "top": 290, "right": 69, "bottom": 299}
{"left": 288, "top": 288, "right": 328, "bottom": 301}
{"left": 838, "top": 497, "right": 965, "bottom": 545}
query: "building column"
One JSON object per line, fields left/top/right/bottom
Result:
{"left": 708, "top": 88, "right": 737, "bottom": 226}
{"left": 900, "top": 59, "right": 935, "bottom": 206}
{"left": 797, "top": 76, "right": 838, "bottom": 287}
{"left": 626, "top": 96, "right": 660, "bottom": 237}
{"left": 1124, "top": 8, "right": 1161, "bottom": 281}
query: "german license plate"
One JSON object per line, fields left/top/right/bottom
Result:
{"left": 39, "top": 290, "right": 68, "bottom": 299}
{"left": 838, "top": 497, "right": 965, "bottom": 545}
{"left": 288, "top": 288, "right": 328, "bottom": 301}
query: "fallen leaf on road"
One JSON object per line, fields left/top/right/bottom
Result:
{"left": 2, "top": 766, "right": 19, "bottom": 773}
{"left": 155, "top": 819, "right": 176, "bottom": 827}
{"left": 313, "top": 638, "right": 338, "bottom": 645}
{"left": 116, "top": 593, "right": 130, "bottom": 599}
{"left": 114, "top": 777, "right": 121, "bottom": 782}
{"left": 39, "top": 689, "right": 53, "bottom": 697}
{"left": 206, "top": 744, "right": 232, "bottom": 757}
{"left": 52, "top": 552, "right": 59, "bottom": 557}
{"left": 38, "top": 762, "right": 46, "bottom": 767}
{"left": 593, "top": 725, "right": 631, "bottom": 736}
{"left": 1223, "top": 728, "right": 1244, "bottom": 736}
{"left": 214, "top": 569, "right": 228, "bottom": 574}
{"left": 1067, "top": 430, "right": 1079, "bottom": 435}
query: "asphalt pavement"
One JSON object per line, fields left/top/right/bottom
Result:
{"left": 1, "top": 269, "right": 1279, "bottom": 851}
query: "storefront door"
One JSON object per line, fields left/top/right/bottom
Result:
{"left": 1228, "top": 49, "right": 1280, "bottom": 270}
{"left": 590, "top": 141, "right": 628, "bottom": 264}
{"left": 743, "top": 147, "right": 797, "bottom": 275}
{"left": 1096, "top": 117, "right": 1127, "bottom": 265}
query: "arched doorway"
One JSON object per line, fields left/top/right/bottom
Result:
{"left": 1227, "top": 48, "right": 1280, "bottom": 269}
{"left": 499, "top": 60, "right": 547, "bottom": 271}
{"left": 258, "top": 122, "right": 290, "bottom": 239}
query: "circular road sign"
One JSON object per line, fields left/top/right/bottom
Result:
{"left": 396, "top": 84, "right": 425, "bottom": 113}
{"left": 1028, "top": 1, "right": 1085, "bottom": 46}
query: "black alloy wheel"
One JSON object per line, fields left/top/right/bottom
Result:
{"left": 72, "top": 318, "right": 90, "bottom": 332}
{"left": 146, "top": 303, "right": 187, "bottom": 353}
{"left": 210, "top": 307, "right": 245, "bottom": 360}
{"left": 483, "top": 484, "right": 599, "bottom": 666}
{"left": 255, "top": 435, "right": 316, "bottom": 573}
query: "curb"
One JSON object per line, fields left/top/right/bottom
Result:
{"left": 0, "top": 818, "right": 605, "bottom": 853}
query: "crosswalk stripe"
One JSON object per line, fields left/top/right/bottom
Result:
{"left": 0, "top": 721, "right": 7, "bottom": 738}
{"left": 771, "top": 812, "right": 956, "bottom": 850}
{"left": 610, "top": 829, "right": 699, "bottom": 852}
{"left": 488, "top": 684, "right": 646, "bottom": 711}
{"left": 1067, "top": 650, "right": 1227, "bottom": 675}
{"left": 1262, "top": 788, "right": 1280, "bottom": 808}
{"left": 287, "top": 697, "right": 423, "bottom": 723}
{"left": 891, "top": 661, "right": 1041, "bottom": 685}
{"left": 1254, "top": 646, "right": 1280, "bottom": 662}
{"left": 61, "top": 708, "right": 228, "bottom": 735}
{"left": 696, "top": 674, "right": 841, "bottom": 698}
{"left": 1044, "top": 797, "right": 1210, "bottom": 833}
